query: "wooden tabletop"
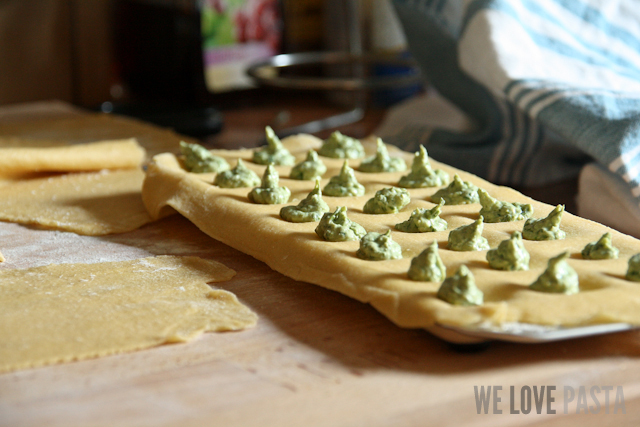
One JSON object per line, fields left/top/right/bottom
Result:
{"left": 0, "top": 99, "right": 637, "bottom": 426}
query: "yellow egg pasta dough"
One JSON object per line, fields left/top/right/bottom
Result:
{"left": 0, "top": 113, "right": 200, "bottom": 235}
{"left": 0, "top": 255, "right": 257, "bottom": 373}
{"left": 0, "top": 138, "right": 145, "bottom": 178}
{"left": 0, "top": 168, "right": 153, "bottom": 235}
{"left": 0, "top": 112, "right": 198, "bottom": 159}
{"left": 142, "top": 136, "right": 640, "bottom": 330}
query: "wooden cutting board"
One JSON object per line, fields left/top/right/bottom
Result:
{"left": 1, "top": 214, "right": 639, "bottom": 427}
{"left": 1, "top": 103, "right": 638, "bottom": 426}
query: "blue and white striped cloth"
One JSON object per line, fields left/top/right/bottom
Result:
{"left": 389, "top": 0, "right": 640, "bottom": 203}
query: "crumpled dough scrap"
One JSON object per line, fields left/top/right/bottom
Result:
{"left": 0, "top": 255, "right": 256, "bottom": 373}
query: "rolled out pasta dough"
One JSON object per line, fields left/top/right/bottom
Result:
{"left": 0, "top": 255, "right": 257, "bottom": 373}
{"left": 0, "top": 138, "right": 145, "bottom": 176}
{"left": 0, "top": 168, "right": 153, "bottom": 235}
{"left": 0, "top": 113, "right": 198, "bottom": 235}
{"left": 0, "top": 113, "right": 197, "bottom": 159}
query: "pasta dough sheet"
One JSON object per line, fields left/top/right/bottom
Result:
{"left": 0, "top": 255, "right": 257, "bottom": 373}
{"left": 0, "top": 168, "right": 153, "bottom": 235}
{"left": 0, "top": 113, "right": 199, "bottom": 159}
{"left": 142, "top": 136, "right": 640, "bottom": 329}
{"left": 0, "top": 138, "right": 145, "bottom": 177}
{"left": 0, "top": 112, "right": 198, "bottom": 235}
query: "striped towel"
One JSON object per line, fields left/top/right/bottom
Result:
{"left": 389, "top": 0, "right": 640, "bottom": 203}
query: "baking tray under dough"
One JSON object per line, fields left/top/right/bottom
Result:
{"left": 141, "top": 136, "right": 640, "bottom": 339}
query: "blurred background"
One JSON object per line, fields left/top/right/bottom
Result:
{"left": 5, "top": 0, "right": 640, "bottom": 236}
{"left": 0, "top": 0, "right": 584, "bottom": 216}
{"left": 0, "top": 0, "right": 427, "bottom": 151}
{"left": 0, "top": 0, "right": 420, "bottom": 111}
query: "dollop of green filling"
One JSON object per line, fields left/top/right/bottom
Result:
{"left": 356, "top": 230, "right": 402, "bottom": 261}
{"left": 529, "top": 252, "right": 579, "bottom": 294}
{"left": 448, "top": 217, "right": 490, "bottom": 251}
{"left": 214, "top": 158, "right": 261, "bottom": 188}
{"left": 362, "top": 187, "right": 410, "bottom": 214}
{"left": 358, "top": 138, "right": 407, "bottom": 173}
{"left": 478, "top": 189, "right": 533, "bottom": 223}
{"left": 315, "top": 206, "right": 366, "bottom": 242}
{"left": 318, "top": 131, "right": 365, "bottom": 159}
{"left": 626, "top": 253, "right": 640, "bottom": 282}
{"left": 430, "top": 174, "right": 479, "bottom": 205}
{"left": 437, "top": 265, "right": 483, "bottom": 306}
{"left": 323, "top": 160, "right": 365, "bottom": 197}
{"left": 395, "top": 200, "right": 448, "bottom": 233}
{"left": 408, "top": 240, "right": 446, "bottom": 282}
{"left": 522, "top": 204, "right": 566, "bottom": 241}
{"left": 398, "top": 145, "right": 449, "bottom": 188}
{"left": 289, "top": 150, "right": 327, "bottom": 180}
{"left": 180, "top": 141, "right": 230, "bottom": 173}
{"left": 486, "top": 231, "right": 530, "bottom": 271}
{"left": 280, "top": 180, "right": 329, "bottom": 222}
{"left": 248, "top": 164, "right": 291, "bottom": 204}
{"left": 581, "top": 232, "right": 619, "bottom": 260}
{"left": 252, "top": 126, "right": 296, "bottom": 166}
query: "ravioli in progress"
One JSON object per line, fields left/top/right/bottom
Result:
{"left": 0, "top": 256, "right": 256, "bottom": 373}
{"left": 142, "top": 137, "right": 640, "bottom": 330}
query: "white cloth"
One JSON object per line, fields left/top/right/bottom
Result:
{"left": 377, "top": 91, "right": 640, "bottom": 237}
{"left": 385, "top": 0, "right": 640, "bottom": 235}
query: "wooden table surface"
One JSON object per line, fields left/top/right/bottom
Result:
{"left": 0, "top": 99, "right": 637, "bottom": 426}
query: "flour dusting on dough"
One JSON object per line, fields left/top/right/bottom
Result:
{"left": 0, "top": 223, "right": 153, "bottom": 269}
{"left": 0, "top": 256, "right": 256, "bottom": 373}
{"left": 134, "top": 258, "right": 179, "bottom": 272}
